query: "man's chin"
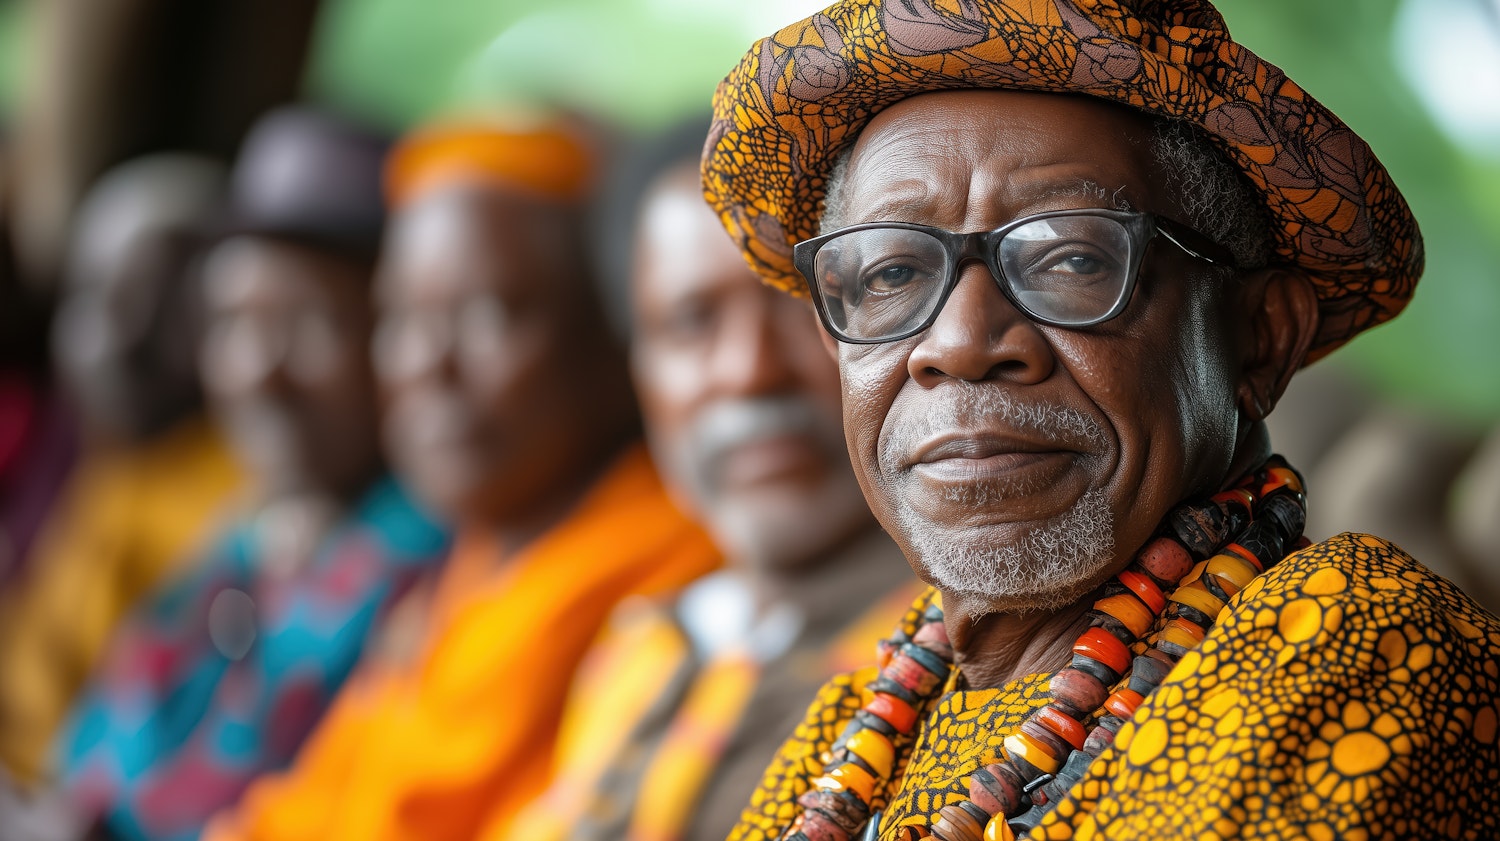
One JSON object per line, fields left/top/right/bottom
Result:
{"left": 895, "top": 488, "right": 1117, "bottom": 613}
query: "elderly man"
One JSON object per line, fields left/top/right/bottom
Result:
{"left": 504, "top": 124, "right": 914, "bottom": 841}
{"left": 206, "top": 115, "right": 718, "bottom": 841}
{"left": 51, "top": 107, "right": 450, "bottom": 841}
{"left": 701, "top": 1, "right": 1500, "bottom": 839}
{"left": 0, "top": 154, "right": 242, "bottom": 788}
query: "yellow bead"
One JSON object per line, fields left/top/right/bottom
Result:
{"left": 1158, "top": 622, "right": 1203, "bottom": 650}
{"left": 1003, "top": 731, "right": 1061, "bottom": 774}
{"left": 847, "top": 729, "right": 895, "bottom": 777}
{"left": 812, "top": 762, "right": 877, "bottom": 801}
{"left": 1205, "top": 551, "right": 1259, "bottom": 591}
{"left": 1168, "top": 581, "right": 1226, "bottom": 618}
{"left": 984, "top": 814, "right": 1016, "bottom": 841}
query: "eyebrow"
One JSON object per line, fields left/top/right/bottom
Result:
{"left": 1033, "top": 178, "right": 1137, "bottom": 211}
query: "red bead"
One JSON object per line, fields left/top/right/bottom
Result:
{"left": 914, "top": 618, "right": 952, "bottom": 649}
{"left": 1136, "top": 536, "right": 1193, "bottom": 585}
{"left": 969, "top": 764, "right": 1024, "bottom": 816}
{"left": 797, "top": 790, "right": 867, "bottom": 835}
{"left": 1072, "top": 627, "right": 1130, "bottom": 675}
{"left": 886, "top": 653, "right": 944, "bottom": 695}
{"left": 1033, "top": 704, "right": 1087, "bottom": 750}
{"left": 798, "top": 808, "right": 851, "bottom": 841}
{"left": 1020, "top": 717, "right": 1075, "bottom": 760}
{"left": 1117, "top": 569, "right": 1167, "bottom": 615}
{"left": 1047, "top": 668, "right": 1107, "bottom": 715}
{"left": 865, "top": 692, "right": 919, "bottom": 733}
{"left": 932, "top": 804, "right": 985, "bottom": 841}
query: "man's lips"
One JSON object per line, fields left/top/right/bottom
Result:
{"left": 908, "top": 433, "right": 1074, "bottom": 483}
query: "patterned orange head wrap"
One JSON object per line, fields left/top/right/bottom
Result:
{"left": 702, "top": 0, "right": 1422, "bottom": 360}
{"left": 386, "top": 113, "right": 598, "bottom": 208}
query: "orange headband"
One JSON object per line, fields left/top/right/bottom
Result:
{"left": 385, "top": 117, "right": 596, "bottom": 208}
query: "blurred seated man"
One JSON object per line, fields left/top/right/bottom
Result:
{"left": 505, "top": 123, "right": 917, "bottom": 841}
{"left": 50, "top": 106, "right": 450, "bottom": 841}
{"left": 0, "top": 155, "right": 242, "bottom": 788}
{"left": 205, "top": 114, "right": 720, "bottom": 841}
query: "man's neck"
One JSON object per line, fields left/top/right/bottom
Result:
{"left": 487, "top": 435, "right": 636, "bottom": 558}
{"left": 944, "top": 597, "right": 1095, "bottom": 691}
{"left": 748, "top": 523, "right": 912, "bottom": 633}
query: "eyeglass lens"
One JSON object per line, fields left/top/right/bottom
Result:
{"left": 812, "top": 215, "right": 1136, "bottom": 340}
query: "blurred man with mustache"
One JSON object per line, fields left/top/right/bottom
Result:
{"left": 505, "top": 122, "right": 915, "bottom": 841}
{"left": 206, "top": 114, "right": 719, "bottom": 841}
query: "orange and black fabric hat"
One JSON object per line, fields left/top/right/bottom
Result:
{"left": 702, "top": 0, "right": 1422, "bottom": 361}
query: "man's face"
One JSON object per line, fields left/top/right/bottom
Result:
{"left": 54, "top": 225, "right": 200, "bottom": 443}
{"left": 835, "top": 90, "right": 1244, "bottom": 612}
{"left": 199, "top": 236, "right": 379, "bottom": 498}
{"left": 632, "top": 167, "right": 872, "bottom": 570}
{"left": 374, "top": 184, "right": 604, "bottom": 524}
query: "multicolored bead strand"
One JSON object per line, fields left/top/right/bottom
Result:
{"left": 775, "top": 457, "right": 1308, "bottom": 841}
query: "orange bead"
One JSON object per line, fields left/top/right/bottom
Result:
{"left": 865, "top": 692, "right": 918, "bottom": 733}
{"left": 1033, "top": 705, "right": 1087, "bottom": 750}
{"left": 812, "top": 762, "right": 877, "bottom": 801}
{"left": 1117, "top": 569, "right": 1166, "bottom": 614}
{"left": 1260, "top": 465, "right": 1303, "bottom": 496}
{"left": 1073, "top": 627, "right": 1130, "bottom": 675}
{"left": 1212, "top": 487, "right": 1255, "bottom": 515}
{"left": 1003, "top": 731, "right": 1061, "bottom": 774}
{"left": 1103, "top": 688, "right": 1144, "bottom": 719}
{"left": 1224, "top": 542, "right": 1265, "bottom": 572}
{"left": 1093, "top": 593, "right": 1154, "bottom": 638}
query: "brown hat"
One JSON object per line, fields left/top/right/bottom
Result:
{"left": 702, "top": 0, "right": 1422, "bottom": 361}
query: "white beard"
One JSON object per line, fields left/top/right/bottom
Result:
{"left": 898, "top": 487, "right": 1116, "bottom": 614}
{"left": 878, "top": 381, "right": 1115, "bottom": 614}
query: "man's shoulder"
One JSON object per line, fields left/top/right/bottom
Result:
{"left": 1244, "top": 531, "right": 1497, "bottom": 630}
{"left": 1200, "top": 530, "right": 1499, "bottom": 681}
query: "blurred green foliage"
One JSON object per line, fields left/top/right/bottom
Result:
{"left": 0, "top": 1, "right": 24, "bottom": 117}
{"left": 305, "top": 0, "right": 1500, "bottom": 422}
{"left": 2, "top": 0, "right": 1495, "bottom": 419}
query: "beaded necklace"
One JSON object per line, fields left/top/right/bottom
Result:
{"left": 779, "top": 457, "right": 1308, "bottom": 841}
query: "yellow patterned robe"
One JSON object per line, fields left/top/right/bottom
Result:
{"left": 728, "top": 533, "right": 1500, "bottom": 840}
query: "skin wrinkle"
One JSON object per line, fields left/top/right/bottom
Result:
{"left": 825, "top": 90, "right": 1279, "bottom": 689}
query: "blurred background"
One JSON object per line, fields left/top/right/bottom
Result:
{"left": 0, "top": 0, "right": 1496, "bottom": 584}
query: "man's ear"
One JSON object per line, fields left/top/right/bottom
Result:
{"left": 1236, "top": 268, "right": 1320, "bottom": 422}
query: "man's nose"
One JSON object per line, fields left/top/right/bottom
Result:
{"left": 373, "top": 313, "right": 458, "bottom": 388}
{"left": 906, "top": 261, "right": 1055, "bottom": 386}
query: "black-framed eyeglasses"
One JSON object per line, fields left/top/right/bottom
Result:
{"left": 792, "top": 209, "right": 1236, "bottom": 344}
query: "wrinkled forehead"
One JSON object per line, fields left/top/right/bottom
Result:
{"left": 379, "top": 183, "right": 576, "bottom": 302}
{"left": 837, "top": 90, "right": 1173, "bottom": 229}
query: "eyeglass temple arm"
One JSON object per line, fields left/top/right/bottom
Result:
{"left": 1156, "top": 219, "right": 1237, "bottom": 268}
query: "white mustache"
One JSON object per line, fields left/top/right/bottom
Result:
{"left": 881, "top": 381, "right": 1105, "bottom": 469}
{"left": 688, "top": 396, "right": 832, "bottom": 471}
